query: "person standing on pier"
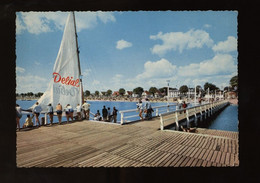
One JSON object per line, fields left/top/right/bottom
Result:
{"left": 56, "top": 103, "right": 63, "bottom": 125}
{"left": 65, "top": 104, "right": 74, "bottom": 123}
{"left": 33, "top": 102, "right": 42, "bottom": 127}
{"left": 102, "top": 106, "right": 108, "bottom": 121}
{"left": 182, "top": 101, "right": 187, "bottom": 113}
{"left": 136, "top": 99, "right": 144, "bottom": 120}
{"left": 76, "top": 104, "right": 82, "bottom": 120}
{"left": 16, "top": 104, "right": 22, "bottom": 131}
{"left": 112, "top": 107, "right": 118, "bottom": 123}
{"left": 82, "top": 101, "right": 90, "bottom": 120}
{"left": 107, "top": 107, "right": 111, "bottom": 122}
{"left": 144, "top": 98, "right": 153, "bottom": 120}
{"left": 47, "top": 103, "right": 54, "bottom": 125}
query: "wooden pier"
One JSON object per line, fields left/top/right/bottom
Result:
{"left": 17, "top": 114, "right": 239, "bottom": 167}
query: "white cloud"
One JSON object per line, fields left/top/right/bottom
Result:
{"left": 34, "top": 61, "right": 40, "bottom": 65}
{"left": 136, "top": 58, "right": 177, "bottom": 79}
{"left": 16, "top": 75, "right": 48, "bottom": 93}
{"left": 92, "top": 80, "right": 100, "bottom": 85}
{"left": 116, "top": 40, "right": 133, "bottom": 50}
{"left": 16, "top": 66, "right": 25, "bottom": 73}
{"left": 203, "top": 24, "right": 212, "bottom": 28}
{"left": 150, "top": 29, "right": 214, "bottom": 55}
{"left": 82, "top": 68, "right": 92, "bottom": 77}
{"left": 16, "top": 11, "right": 116, "bottom": 35}
{"left": 212, "top": 36, "right": 237, "bottom": 53}
{"left": 16, "top": 15, "right": 26, "bottom": 34}
{"left": 96, "top": 11, "right": 116, "bottom": 23}
{"left": 178, "top": 54, "right": 237, "bottom": 77}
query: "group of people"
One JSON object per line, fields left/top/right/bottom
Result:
{"left": 94, "top": 106, "right": 118, "bottom": 123}
{"left": 136, "top": 98, "right": 153, "bottom": 120}
{"left": 16, "top": 101, "right": 92, "bottom": 130}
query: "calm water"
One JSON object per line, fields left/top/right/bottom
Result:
{"left": 208, "top": 104, "right": 238, "bottom": 132}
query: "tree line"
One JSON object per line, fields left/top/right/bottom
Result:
{"left": 84, "top": 75, "right": 238, "bottom": 98}
{"left": 17, "top": 75, "right": 237, "bottom": 98}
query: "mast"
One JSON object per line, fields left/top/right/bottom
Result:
{"left": 72, "top": 12, "right": 84, "bottom": 105}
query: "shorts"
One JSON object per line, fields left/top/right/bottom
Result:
{"left": 57, "top": 110, "right": 62, "bottom": 114}
{"left": 48, "top": 112, "right": 53, "bottom": 115}
{"left": 35, "top": 112, "right": 40, "bottom": 116}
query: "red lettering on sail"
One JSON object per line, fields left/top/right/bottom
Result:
{"left": 53, "top": 72, "right": 61, "bottom": 83}
{"left": 53, "top": 72, "right": 80, "bottom": 87}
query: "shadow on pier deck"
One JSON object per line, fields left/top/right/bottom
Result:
{"left": 17, "top": 116, "right": 239, "bottom": 167}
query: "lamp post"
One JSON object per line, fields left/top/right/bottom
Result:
{"left": 194, "top": 85, "right": 197, "bottom": 106}
{"left": 207, "top": 88, "right": 210, "bottom": 103}
{"left": 166, "top": 80, "right": 170, "bottom": 105}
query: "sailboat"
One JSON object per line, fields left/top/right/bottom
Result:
{"left": 31, "top": 12, "right": 84, "bottom": 117}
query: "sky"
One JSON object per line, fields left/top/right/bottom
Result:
{"left": 16, "top": 11, "right": 238, "bottom": 94}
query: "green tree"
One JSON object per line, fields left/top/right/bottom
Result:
{"left": 159, "top": 87, "right": 167, "bottom": 95}
{"left": 133, "top": 87, "right": 144, "bottom": 97}
{"left": 204, "top": 82, "right": 219, "bottom": 92}
{"left": 179, "top": 85, "right": 188, "bottom": 93}
{"left": 107, "top": 89, "right": 112, "bottom": 96}
{"left": 84, "top": 90, "right": 90, "bottom": 97}
{"left": 27, "top": 92, "right": 34, "bottom": 97}
{"left": 195, "top": 85, "right": 203, "bottom": 94}
{"left": 149, "top": 87, "right": 158, "bottom": 96}
{"left": 119, "top": 88, "right": 126, "bottom": 96}
{"left": 94, "top": 91, "right": 99, "bottom": 96}
{"left": 35, "top": 92, "right": 43, "bottom": 97}
{"left": 230, "top": 75, "right": 238, "bottom": 90}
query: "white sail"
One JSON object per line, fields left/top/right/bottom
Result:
{"left": 32, "top": 12, "right": 82, "bottom": 112}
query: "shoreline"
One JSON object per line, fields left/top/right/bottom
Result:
{"left": 16, "top": 98, "right": 176, "bottom": 103}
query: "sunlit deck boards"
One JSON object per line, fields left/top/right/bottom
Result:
{"left": 17, "top": 119, "right": 239, "bottom": 167}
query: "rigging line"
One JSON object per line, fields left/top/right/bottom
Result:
{"left": 84, "top": 61, "right": 101, "bottom": 93}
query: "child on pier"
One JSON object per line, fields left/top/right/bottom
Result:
{"left": 23, "top": 114, "right": 33, "bottom": 128}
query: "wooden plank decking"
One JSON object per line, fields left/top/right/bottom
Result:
{"left": 17, "top": 117, "right": 239, "bottom": 167}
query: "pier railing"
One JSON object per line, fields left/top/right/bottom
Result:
{"left": 119, "top": 104, "right": 177, "bottom": 125}
{"left": 159, "top": 100, "right": 229, "bottom": 130}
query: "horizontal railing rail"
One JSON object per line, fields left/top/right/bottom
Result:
{"left": 119, "top": 103, "right": 177, "bottom": 125}
{"left": 159, "top": 100, "right": 229, "bottom": 130}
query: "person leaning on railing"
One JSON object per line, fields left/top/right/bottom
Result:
{"left": 56, "top": 103, "right": 63, "bottom": 125}
{"left": 82, "top": 101, "right": 90, "bottom": 120}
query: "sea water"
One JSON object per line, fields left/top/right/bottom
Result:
{"left": 207, "top": 104, "right": 238, "bottom": 132}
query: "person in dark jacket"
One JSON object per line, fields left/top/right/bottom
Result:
{"left": 112, "top": 107, "right": 118, "bottom": 123}
{"left": 102, "top": 106, "right": 108, "bottom": 121}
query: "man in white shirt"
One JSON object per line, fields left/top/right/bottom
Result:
{"left": 82, "top": 101, "right": 90, "bottom": 120}
{"left": 76, "top": 104, "right": 82, "bottom": 120}
{"left": 33, "top": 102, "right": 42, "bottom": 127}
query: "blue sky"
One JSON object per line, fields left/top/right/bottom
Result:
{"left": 16, "top": 11, "right": 238, "bottom": 93}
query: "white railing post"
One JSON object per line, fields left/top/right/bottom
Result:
{"left": 156, "top": 108, "right": 159, "bottom": 116}
{"left": 204, "top": 105, "right": 207, "bottom": 119}
{"left": 167, "top": 105, "right": 170, "bottom": 112}
{"left": 200, "top": 105, "right": 203, "bottom": 121}
{"left": 160, "top": 115, "right": 164, "bottom": 130}
{"left": 44, "top": 113, "right": 48, "bottom": 125}
{"left": 186, "top": 109, "right": 190, "bottom": 127}
{"left": 194, "top": 108, "right": 197, "bottom": 126}
{"left": 175, "top": 111, "right": 179, "bottom": 131}
{"left": 120, "top": 112, "right": 124, "bottom": 125}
